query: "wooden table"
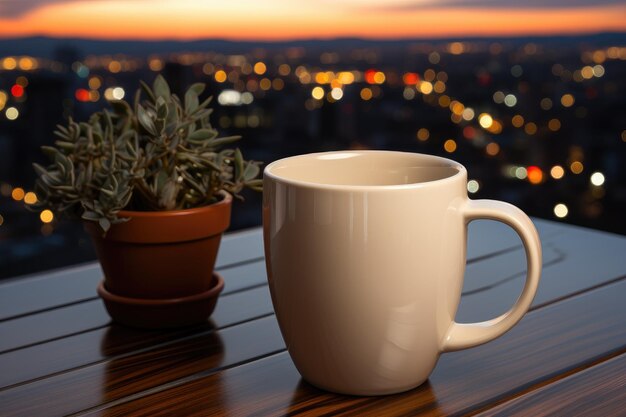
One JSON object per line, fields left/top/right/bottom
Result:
{"left": 1, "top": 219, "right": 625, "bottom": 416}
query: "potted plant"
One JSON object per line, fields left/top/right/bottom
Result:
{"left": 33, "top": 75, "right": 262, "bottom": 328}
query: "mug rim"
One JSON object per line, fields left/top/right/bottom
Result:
{"left": 264, "top": 150, "right": 467, "bottom": 191}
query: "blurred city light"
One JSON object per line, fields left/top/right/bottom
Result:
{"left": 554, "top": 203, "right": 569, "bottom": 218}
{"left": 11, "top": 187, "right": 25, "bottom": 201}
{"left": 443, "top": 139, "right": 457, "bottom": 153}
{"left": 590, "top": 172, "right": 605, "bottom": 186}
{"left": 39, "top": 210, "right": 54, "bottom": 223}
{"left": 217, "top": 89, "right": 242, "bottom": 106}
{"left": 550, "top": 166, "right": 565, "bottom": 179}
{"left": 478, "top": 113, "right": 493, "bottom": 129}
{"left": 527, "top": 166, "right": 543, "bottom": 184}
{"left": 504, "top": 94, "right": 517, "bottom": 107}
{"left": 112, "top": 87, "right": 125, "bottom": 100}
{"left": 467, "top": 180, "right": 480, "bottom": 194}
{"left": 311, "top": 86, "right": 324, "bottom": 100}
{"left": 23, "top": 192, "right": 37, "bottom": 205}
{"left": 253, "top": 62, "right": 267, "bottom": 75}
{"left": 5, "top": 107, "right": 19, "bottom": 120}
{"left": 330, "top": 88, "right": 343, "bottom": 100}
{"left": 570, "top": 161, "right": 584, "bottom": 174}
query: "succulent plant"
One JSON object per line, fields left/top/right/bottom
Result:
{"left": 33, "top": 75, "right": 262, "bottom": 232}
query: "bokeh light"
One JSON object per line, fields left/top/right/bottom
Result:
{"left": 360, "top": 87, "right": 373, "bottom": 101}
{"left": 330, "top": 88, "right": 343, "bottom": 100}
{"left": 590, "top": 172, "right": 605, "bottom": 186}
{"left": 561, "top": 94, "right": 575, "bottom": 107}
{"left": 24, "top": 192, "right": 37, "bottom": 205}
{"left": 40, "top": 210, "right": 54, "bottom": 224}
{"left": 214, "top": 70, "right": 227, "bottom": 83}
{"left": 570, "top": 161, "right": 584, "bottom": 174}
{"left": 550, "top": 166, "right": 565, "bottom": 179}
{"left": 554, "top": 203, "right": 569, "bottom": 218}
{"left": 485, "top": 142, "right": 500, "bottom": 156}
{"left": 443, "top": 139, "right": 457, "bottom": 153}
{"left": 254, "top": 62, "right": 267, "bottom": 75}
{"left": 11, "top": 187, "right": 25, "bottom": 201}
{"left": 5, "top": 107, "right": 19, "bottom": 120}
{"left": 467, "top": 180, "right": 480, "bottom": 194}
{"left": 527, "top": 166, "right": 543, "bottom": 184}
{"left": 548, "top": 119, "right": 561, "bottom": 131}
{"left": 478, "top": 113, "right": 493, "bottom": 129}
{"left": 311, "top": 86, "right": 324, "bottom": 100}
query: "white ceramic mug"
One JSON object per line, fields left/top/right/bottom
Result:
{"left": 263, "top": 151, "right": 541, "bottom": 395}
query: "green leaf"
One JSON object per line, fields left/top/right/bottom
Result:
{"left": 100, "top": 187, "right": 116, "bottom": 197}
{"left": 188, "top": 83, "right": 205, "bottom": 96}
{"left": 155, "top": 169, "right": 168, "bottom": 193}
{"left": 188, "top": 129, "right": 216, "bottom": 141}
{"left": 81, "top": 211, "right": 100, "bottom": 221}
{"left": 53, "top": 130, "right": 69, "bottom": 141}
{"left": 41, "top": 146, "right": 59, "bottom": 160}
{"left": 197, "top": 96, "right": 213, "bottom": 111}
{"left": 137, "top": 104, "right": 157, "bottom": 135}
{"left": 234, "top": 148, "right": 244, "bottom": 180}
{"left": 165, "top": 102, "right": 178, "bottom": 126}
{"left": 185, "top": 89, "right": 199, "bottom": 114}
{"left": 156, "top": 97, "right": 168, "bottom": 119}
{"left": 246, "top": 179, "right": 263, "bottom": 191}
{"left": 99, "top": 217, "right": 111, "bottom": 232}
{"left": 243, "top": 163, "right": 260, "bottom": 181}
{"left": 159, "top": 179, "right": 179, "bottom": 210}
{"left": 180, "top": 171, "right": 206, "bottom": 194}
{"left": 55, "top": 124, "right": 69, "bottom": 134}
{"left": 207, "top": 135, "right": 241, "bottom": 149}
{"left": 153, "top": 75, "right": 170, "bottom": 99}
{"left": 139, "top": 80, "right": 156, "bottom": 103}
{"left": 32, "top": 163, "right": 48, "bottom": 177}
{"left": 246, "top": 179, "right": 263, "bottom": 187}
{"left": 54, "top": 141, "right": 76, "bottom": 151}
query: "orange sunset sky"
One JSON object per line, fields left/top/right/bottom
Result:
{"left": 0, "top": 0, "right": 625, "bottom": 40}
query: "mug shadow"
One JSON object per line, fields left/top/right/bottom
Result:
{"left": 97, "top": 319, "right": 224, "bottom": 408}
{"left": 287, "top": 378, "right": 441, "bottom": 415}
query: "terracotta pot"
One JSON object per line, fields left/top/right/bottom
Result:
{"left": 85, "top": 193, "right": 232, "bottom": 328}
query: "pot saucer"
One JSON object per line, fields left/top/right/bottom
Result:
{"left": 97, "top": 272, "right": 224, "bottom": 329}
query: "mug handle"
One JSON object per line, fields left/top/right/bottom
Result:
{"left": 441, "top": 199, "right": 542, "bottom": 352}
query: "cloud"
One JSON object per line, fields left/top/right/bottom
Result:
{"left": 368, "top": 0, "right": 626, "bottom": 12}
{"left": 0, "top": 0, "right": 129, "bottom": 18}
{"left": 0, "top": 0, "right": 73, "bottom": 18}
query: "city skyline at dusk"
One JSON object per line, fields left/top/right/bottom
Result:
{"left": 0, "top": 0, "right": 625, "bottom": 41}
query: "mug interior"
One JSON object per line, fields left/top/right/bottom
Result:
{"left": 265, "top": 151, "right": 463, "bottom": 187}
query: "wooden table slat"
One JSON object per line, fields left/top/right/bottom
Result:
{"left": 459, "top": 226, "right": 626, "bottom": 322}
{"left": 476, "top": 352, "right": 626, "bottom": 417}
{"left": 0, "top": 257, "right": 270, "bottom": 353}
{"left": 0, "top": 316, "right": 284, "bottom": 417}
{"left": 92, "top": 277, "right": 626, "bottom": 417}
{"left": 0, "top": 286, "right": 273, "bottom": 389}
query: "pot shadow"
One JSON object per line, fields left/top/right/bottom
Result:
{"left": 97, "top": 319, "right": 224, "bottom": 407}
{"left": 287, "top": 378, "right": 441, "bottom": 415}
